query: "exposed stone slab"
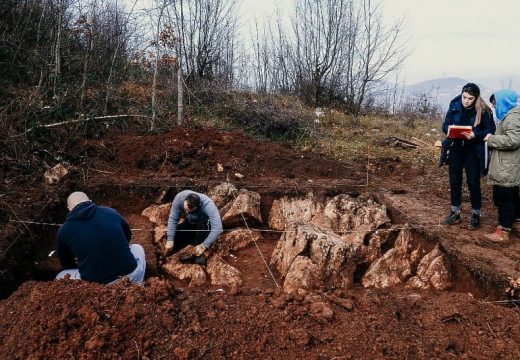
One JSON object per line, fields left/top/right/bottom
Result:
{"left": 282, "top": 256, "right": 319, "bottom": 294}
{"left": 359, "top": 229, "right": 393, "bottom": 264}
{"left": 213, "top": 228, "right": 263, "bottom": 256}
{"left": 161, "top": 261, "right": 207, "bottom": 287}
{"left": 268, "top": 193, "right": 325, "bottom": 230}
{"left": 220, "top": 189, "right": 262, "bottom": 227}
{"left": 361, "top": 227, "right": 423, "bottom": 288}
{"left": 269, "top": 193, "right": 393, "bottom": 293}
{"left": 270, "top": 222, "right": 317, "bottom": 276}
{"left": 153, "top": 225, "right": 167, "bottom": 244}
{"left": 162, "top": 247, "right": 243, "bottom": 289}
{"left": 207, "top": 182, "right": 238, "bottom": 209}
{"left": 141, "top": 203, "right": 171, "bottom": 226}
{"left": 207, "top": 255, "right": 243, "bottom": 289}
{"left": 268, "top": 193, "right": 389, "bottom": 235}
{"left": 316, "top": 194, "right": 390, "bottom": 234}
{"left": 270, "top": 222, "right": 363, "bottom": 291}
{"left": 407, "top": 245, "right": 452, "bottom": 290}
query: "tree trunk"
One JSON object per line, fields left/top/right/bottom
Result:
{"left": 53, "top": 0, "right": 63, "bottom": 99}
{"left": 177, "top": 64, "right": 183, "bottom": 126}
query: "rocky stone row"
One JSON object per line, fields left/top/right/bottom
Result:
{"left": 143, "top": 186, "right": 452, "bottom": 293}
{"left": 142, "top": 183, "right": 264, "bottom": 287}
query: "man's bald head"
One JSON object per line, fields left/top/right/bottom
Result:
{"left": 67, "top": 192, "right": 90, "bottom": 211}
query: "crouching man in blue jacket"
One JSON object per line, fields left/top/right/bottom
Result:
{"left": 56, "top": 192, "right": 146, "bottom": 284}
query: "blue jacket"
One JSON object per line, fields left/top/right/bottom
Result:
{"left": 57, "top": 202, "right": 137, "bottom": 284}
{"left": 494, "top": 89, "right": 518, "bottom": 121}
{"left": 442, "top": 95, "right": 496, "bottom": 173}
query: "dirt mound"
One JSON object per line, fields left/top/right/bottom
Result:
{"left": 1, "top": 126, "right": 520, "bottom": 358}
{"left": 77, "top": 128, "right": 358, "bottom": 187}
{"left": 1, "top": 279, "right": 518, "bottom": 359}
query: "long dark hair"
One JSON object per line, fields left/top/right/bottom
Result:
{"left": 461, "top": 83, "right": 489, "bottom": 126}
{"left": 474, "top": 97, "right": 492, "bottom": 127}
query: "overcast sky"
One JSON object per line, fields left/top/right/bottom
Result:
{"left": 240, "top": 0, "right": 520, "bottom": 85}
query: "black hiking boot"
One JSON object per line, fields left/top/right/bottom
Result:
{"left": 179, "top": 253, "right": 207, "bottom": 266}
{"left": 513, "top": 219, "right": 520, "bottom": 234}
{"left": 441, "top": 210, "right": 461, "bottom": 225}
{"left": 468, "top": 213, "right": 480, "bottom": 230}
{"left": 193, "top": 254, "right": 207, "bottom": 266}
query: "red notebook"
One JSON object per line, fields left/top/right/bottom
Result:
{"left": 447, "top": 125, "right": 472, "bottom": 139}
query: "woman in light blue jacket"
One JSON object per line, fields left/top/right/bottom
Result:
{"left": 484, "top": 89, "right": 520, "bottom": 242}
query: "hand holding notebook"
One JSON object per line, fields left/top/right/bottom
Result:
{"left": 447, "top": 125, "right": 473, "bottom": 139}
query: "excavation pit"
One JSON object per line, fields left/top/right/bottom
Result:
{"left": 2, "top": 126, "right": 519, "bottom": 358}
{"left": 3, "top": 182, "right": 497, "bottom": 300}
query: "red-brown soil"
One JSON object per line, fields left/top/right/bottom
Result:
{"left": 1, "top": 126, "right": 519, "bottom": 359}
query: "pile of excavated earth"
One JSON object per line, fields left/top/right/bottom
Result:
{"left": 1, "top": 127, "right": 519, "bottom": 359}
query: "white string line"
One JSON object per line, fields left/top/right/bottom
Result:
{"left": 8, "top": 218, "right": 436, "bottom": 235}
{"left": 9, "top": 219, "right": 64, "bottom": 227}
{"left": 85, "top": 181, "right": 370, "bottom": 189}
{"left": 229, "top": 188, "right": 280, "bottom": 288}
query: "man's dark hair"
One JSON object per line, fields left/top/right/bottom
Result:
{"left": 462, "top": 83, "right": 480, "bottom": 98}
{"left": 185, "top": 193, "right": 201, "bottom": 210}
{"left": 489, "top": 94, "right": 495, "bottom": 104}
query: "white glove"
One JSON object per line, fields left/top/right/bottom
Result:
{"left": 193, "top": 244, "right": 206, "bottom": 256}
{"left": 164, "top": 241, "right": 174, "bottom": 256}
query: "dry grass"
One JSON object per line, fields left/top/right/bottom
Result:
{"left": 186, "top": 91, "right": 445, "bottom": 168}
{"left": 300, "top": 111, "right": 444, "bottom": 167}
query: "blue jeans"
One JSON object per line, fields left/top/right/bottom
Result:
{"left": 448, "top": 142, "right": 481, "bottom": 211}
{"left": 56, "top": 244, "right": 146, "bottom": 284}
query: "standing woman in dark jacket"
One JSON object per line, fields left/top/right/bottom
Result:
{"left": 441, "top": 83, "right": 495, "bottom": 229}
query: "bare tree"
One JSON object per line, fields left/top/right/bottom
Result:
{"left": 350, "top": 0, "right": 406, "bottom": 114}
{"left": 77, "top": 0, "right": 97, "bottom": 106}
{"left": 104, "top": 0, "right": 139, "bottom": 113}
{"left": 53, "top": 0, "right": 65, "bottom": 99}
{"left": 250, "top": 0, "right": 407, "bottom": 114}
{"left": 271, "top": 15, "right": 294, "bottom": 93}
{"left": 250, "top": 19, "right": 271, "bottom": 93}
{"left": 65, "top": 0, "right": 139, "bottom": 111}
{"left": 291, "top": 0, "right": 351, "bottom": 104}
{"left": 150, "top": 1, "right": 166, "bottom": 125}
{"left": 168, "top": 0, "right": 239, "bottom": 83}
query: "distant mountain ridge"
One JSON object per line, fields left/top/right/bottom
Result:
{"left": 403, "top": 75, "right": 520, "bottom": 111}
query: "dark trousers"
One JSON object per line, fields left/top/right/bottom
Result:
{"left": 492, "top": 185, "right": 520, "bottom": 229}
{"left": 448, "top": 143, "right": 481, "bottom": 210}
{"left": 172, "top": 213, "right": 211, "bottom": 253}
